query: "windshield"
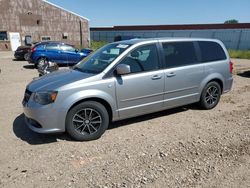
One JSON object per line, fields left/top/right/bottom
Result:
{"left": 74, "top": 43, "right": 131, "bottom": 74}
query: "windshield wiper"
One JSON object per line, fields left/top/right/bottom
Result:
{"left": 73, "top": 66, "right": 84, "bottom": 72}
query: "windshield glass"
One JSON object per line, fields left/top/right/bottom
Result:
{"left": 74, "top": 43, "right": 131, "bottom": 74}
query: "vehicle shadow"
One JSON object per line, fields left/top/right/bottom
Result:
{"left": 13, "top": 113, "right": 72, "bottom": 145}
{"left": 237, "top": 70, "right": 250, "bottom": 78}
{"left": 13, "top": 105, "right": 197, "bottom": 145}
{"left": 23, "top": 65, "right": 35, "bottom": 69}
{"left": 12, "top": 59, "right": 25, "bottom": 61}
{"left": 109, "top": 105, "right": 192, "bottom": 129}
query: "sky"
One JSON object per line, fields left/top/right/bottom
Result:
{"left": 47, "top": 0, "right": 250, "bottom": 27}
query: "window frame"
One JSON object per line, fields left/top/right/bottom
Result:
{"left": 104, "top": 42, "right": 164, "bottom": 78}
{"left": 41, "top": 36, "right": 51, "bottom": 41}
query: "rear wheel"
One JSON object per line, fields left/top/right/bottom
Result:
{"left": 24, "top": 53, "right": 30, "bottom": 61}
{"left": 66, "top": 101, "right": 109, "bottom": 141}
{"left": 199, "top": 81, "right": 221, "bottom": 109}
{"left": 37, "top": 57, "right": 48, "bottom": 69}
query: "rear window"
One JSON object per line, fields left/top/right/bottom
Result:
{"left": 162, "top": 42, "right": 198, "bottom": 68}
{"left": 198, "top": 41, "right": 226, "bottom": 62}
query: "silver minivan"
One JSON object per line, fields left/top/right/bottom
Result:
{"left": 23, "top": 38, "right": 233, "bottom": 141}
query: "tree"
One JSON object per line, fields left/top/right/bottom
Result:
{"left": 224, "top": 19, "right": 239, "bottom": 24}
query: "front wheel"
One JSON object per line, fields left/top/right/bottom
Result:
{"left": 199, "top": 81, "right": 221, "bottom": 110}
{"left": 66, "top": 101, "right": 109, "bottom": 141}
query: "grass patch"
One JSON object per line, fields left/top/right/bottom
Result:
{"left": 228, "top": 49, "right": 250, "bottom": 59}
{"left": 90, "top": 41, "right": 108, "bottom": 51}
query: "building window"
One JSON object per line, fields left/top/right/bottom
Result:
{"left": 0, "top": 31, "right": 8, "bottom": 41}
{"left": 62, "top": 33, "right": 68, "bottom": 39}
{"left": 41, "top": 36, "right": 51, "bottom": 41}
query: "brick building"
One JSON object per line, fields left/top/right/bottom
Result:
{"left": 0, "top": 0, "right": 89, "bottom": 51}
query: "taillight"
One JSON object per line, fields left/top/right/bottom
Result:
{"left": 229, "top": 60, "right": 233, "bottom": 74}
{"left": 31, "top": 47, "right": 36, "bottom": 52}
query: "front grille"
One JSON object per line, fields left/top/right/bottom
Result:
{"left": 23, "top": 89, "right": 32, "bottom": 104}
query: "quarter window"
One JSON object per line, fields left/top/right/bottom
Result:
{"left": 162, "top": 42, "right": 198, "bottom": 68}
{"left": 198, "top": 41, "right": 226, "bottom": 62}
{"left": 118, "top": 44, "right": 160, "bottom": 74}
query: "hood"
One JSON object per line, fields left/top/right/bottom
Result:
{"left": 27, "top": 68, "right": 94, "bottom": 92}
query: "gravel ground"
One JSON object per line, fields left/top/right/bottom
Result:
{"left": 0, "top": 53, "right": 250, "bottom": 188}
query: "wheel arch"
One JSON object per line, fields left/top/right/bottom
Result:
{"left": 67, "top": 97, "right": 113, "bottom": 123}
{"left": 200, "top": 73, "right": 225, "bottom": 95}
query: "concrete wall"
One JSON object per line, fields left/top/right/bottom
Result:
{"left": 0, "top": 0, "right": 89, "bottom": 49}
{"left": 91, "top": 29, "right": 250, "bottom": 50}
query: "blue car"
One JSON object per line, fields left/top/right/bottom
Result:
{"left": 29, "top": 41, "right": 92, "bottom": 67}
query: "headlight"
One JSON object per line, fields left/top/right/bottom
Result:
{"left": 33, "top": 91, "right": 58, "bottom": 105}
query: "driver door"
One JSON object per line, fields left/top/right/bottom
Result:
{"left": 115, "top": 43, "right": 165, "bottom": 119}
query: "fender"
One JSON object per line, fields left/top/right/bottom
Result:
{"left": 59, "top": 89, "right": 118, "bottom": 121}
{"left": 199, "top": 72, "right": 225, "bottom": 96}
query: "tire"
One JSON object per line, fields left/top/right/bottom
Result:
{"left": 24, "top": 53, "right": 30, "bottom": 61}
{"left": 37, "top": 57, "right": 48, "bottom": 69}
{"left": 66, "top": 101, "right": 109, "bottom": 141}
{"left": 199, "top": 81, "right": 221, "bottom": 110}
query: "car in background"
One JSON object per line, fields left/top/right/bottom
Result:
{"left": 14, "top": 46, "right": 31, "bottom": 60}
{"left": 29, "top": 41, "right": 92, "bottom": 67}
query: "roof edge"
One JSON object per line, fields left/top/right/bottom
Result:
{"left": 90, "top": 23, "right": 250, "bottom": 31}
{"left": 43, "top": 0, "right": 89, "bottom": 21}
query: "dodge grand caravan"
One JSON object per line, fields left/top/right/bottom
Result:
{"left": 23, "top": 38, "right": 233, "bottom": 141}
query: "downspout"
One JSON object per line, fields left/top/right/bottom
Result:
{"left": 79, "top": 20, "right": 83, "bottom": 47}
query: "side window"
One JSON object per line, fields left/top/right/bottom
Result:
{"left": 119, "top": 44, "right": 159, "bottom": 74}
{"left": 61, "top": 45, "right": 75, "bottom": 52}
{"left": 162, "top": 42, "right": 198, "bottom": 68}
{"left": 46, "top": 43, "right": 59, "bottom": 50}
{"left": 198, "top": 41, "right": 226, "bottom": 62}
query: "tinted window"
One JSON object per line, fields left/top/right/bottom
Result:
{"left": 46, "top": 43, "right": 59, "bottom": 50}
{"left": 61, "top": 45, "right": 75, "bottom": 52}
{"left": 119, "top": 44, "right": 159, "bottom": 73}
{"left": 198, "top": 41, "right": 226, "bottom": 62}
{"left": 162, "top": 42, "right": 197, "bottom": 68}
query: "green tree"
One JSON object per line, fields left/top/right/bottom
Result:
{"left": 224, "top": 19, "right": 239, "bottom": 24}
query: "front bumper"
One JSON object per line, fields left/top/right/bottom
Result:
{"left": 14, "top": 52, "right": 24, "bottom": 59}
{"left": 23, "top": 100, "right": 67, "bottom": 134}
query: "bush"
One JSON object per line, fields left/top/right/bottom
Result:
{"left": 228, "top": 49, "right": 250, "bottom": 59}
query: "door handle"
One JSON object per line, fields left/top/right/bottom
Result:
{"left": 166, "top": 72, "right": 176, "bottom": 77}
{"left": 151, "top": 75, "right": 162, "bottom": 80}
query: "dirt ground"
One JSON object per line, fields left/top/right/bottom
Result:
{"left": 0, "top": 52, "right": 250, "bottom": 188}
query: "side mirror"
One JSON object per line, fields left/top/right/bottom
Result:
{"left": 116, "top": 64, "right": 131, "bottom": 75}
{"left": 75, "top": 48, "right": 79, "bottom": 53}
